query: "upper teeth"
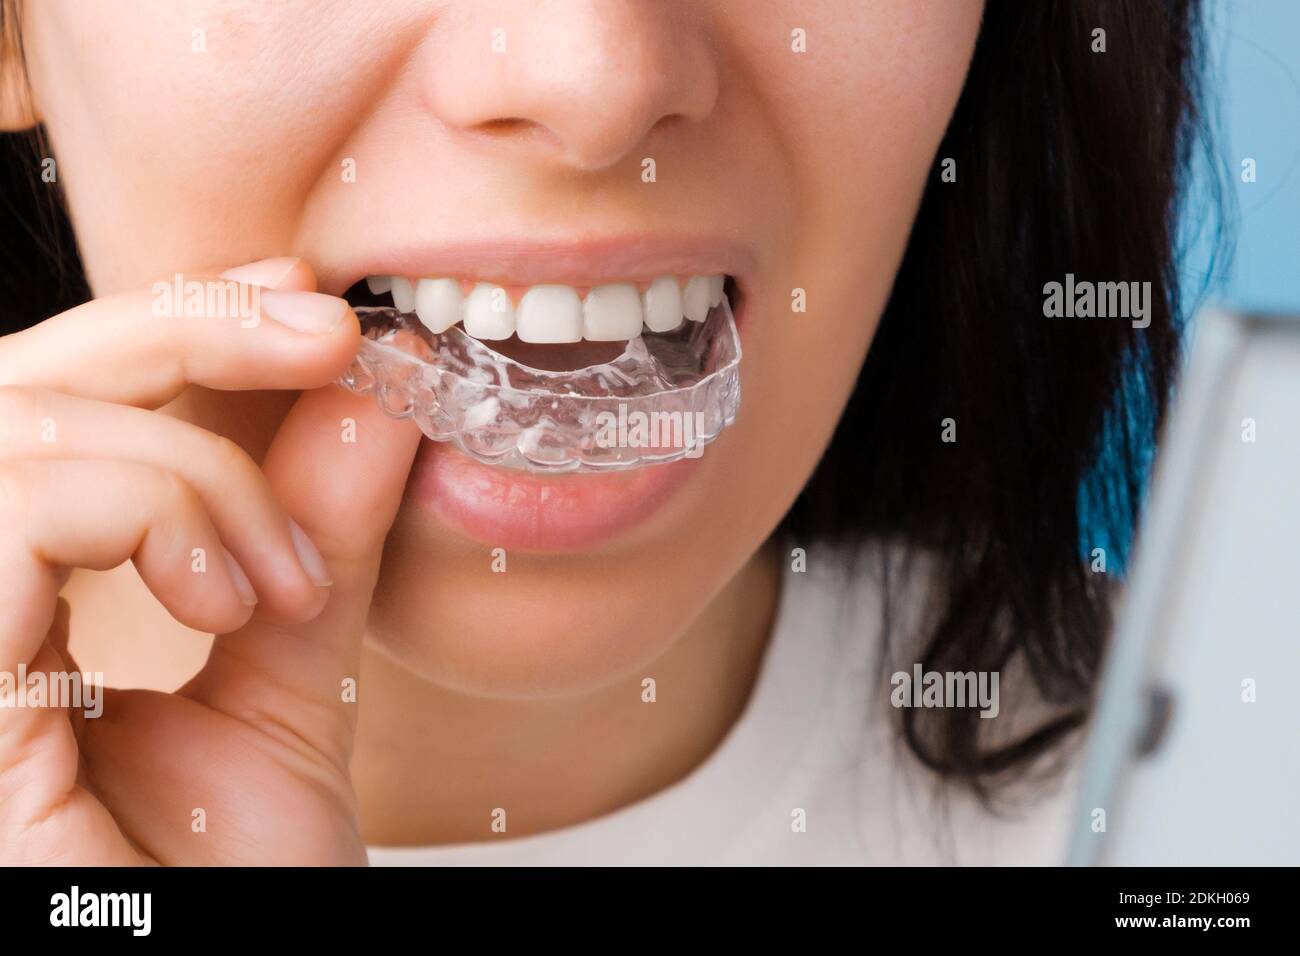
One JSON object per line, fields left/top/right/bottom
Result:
{"left": 364, "top": 274, "right": 726, "bottom": 343}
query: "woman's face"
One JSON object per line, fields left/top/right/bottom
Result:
{"left": 16, "top": 0, "right": 983, "bottom": 696}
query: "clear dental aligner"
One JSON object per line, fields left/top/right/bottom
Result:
{"left": 338, "top": 296, "right": 741, "bottom": 473}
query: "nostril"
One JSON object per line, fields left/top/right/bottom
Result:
{"left": 649, "top": 113, "right": 689, "bottom": 136}
{"left": 467, "top": 116, "right": 560, "bottom": 155}
{"left": 477, "top": 118, "right": 533, "bottom": 136}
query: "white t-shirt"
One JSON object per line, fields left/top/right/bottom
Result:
{"left": 368, "top": 546, "right": 1078, "bottom": 866}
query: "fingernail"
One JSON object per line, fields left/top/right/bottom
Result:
{"left": 224, "top": 549, "right": 258, "bottom": 606}
{"left": 260, "top": 290, "right": 348, "bottom": 334}
{"left": 220, "top": 257, "right": 302, "bottom": 289}
{"left": 289, "top": 520, "right": 333, "bottom": 587}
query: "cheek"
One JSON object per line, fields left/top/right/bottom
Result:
{"left": 750, "top": 1, "right": 984, "bottom": 133}
{"left": 705, "top": 0, "right": 986, "bottom": 545}
{"left": 757, "top": 0, "right": 984, "bottom": 216}
{"left": 21, "top": 0, "right": 374, "bottom": 292}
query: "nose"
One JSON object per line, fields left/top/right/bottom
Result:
{"left": 420, "top": 1, "right": 720, "bottom": 172}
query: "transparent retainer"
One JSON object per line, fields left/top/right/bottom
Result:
{"left": 338, "top": 297, "right": 741, "bottom": 473}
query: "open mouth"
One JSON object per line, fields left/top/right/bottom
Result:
{"left": 338, "top": 273, "right": 743, "bottom": 473}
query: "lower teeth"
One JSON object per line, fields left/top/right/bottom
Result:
{"left": 338, "top": 297, "right": 741, "bottom": 473}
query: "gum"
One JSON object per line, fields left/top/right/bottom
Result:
{"left": 338, "top": 297, "right": 741, "bottom": 473}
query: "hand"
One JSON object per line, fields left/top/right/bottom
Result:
{"left": 0, "top": 258, "right": 421, "bottom": 864}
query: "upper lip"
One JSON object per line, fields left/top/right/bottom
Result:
{"left": 319, "top": 235, "right": 753, "bottom": 296}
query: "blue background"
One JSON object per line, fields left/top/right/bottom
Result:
{"left": 1183, "top": 0, "right": 1300, "bottom": 312}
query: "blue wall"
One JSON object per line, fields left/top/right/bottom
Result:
{"left": 1183, "top": 0, "right": 1300, "bottom": 314}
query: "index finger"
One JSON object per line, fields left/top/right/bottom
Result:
{"left": 0, "top": 258, "right": 359, "bottom": 409}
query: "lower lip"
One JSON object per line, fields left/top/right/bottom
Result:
{"left": 407, "top": 441, "right": 700, "bottom": 552}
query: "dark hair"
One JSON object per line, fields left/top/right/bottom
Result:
{"left": 784, "top": 0, "right": 1213, "bottom": 797}
{"left": 1, "top": 0, "right": 89, "bottom": 325}
{"left": 2, "top": 2, "right": 1213, "bottom": 796}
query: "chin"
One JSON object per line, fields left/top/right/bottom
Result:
{"left": 357, "top": 355, "right": 799, "bottom": 698}
{"left": 365, "top": 519, "right": 722, "bottom": 699}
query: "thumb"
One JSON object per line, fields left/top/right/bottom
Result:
{"left": 185, "top": 318, "right": 421, "bottom": 771}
